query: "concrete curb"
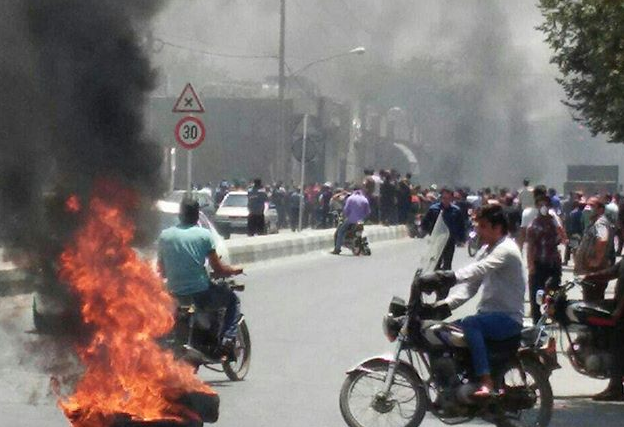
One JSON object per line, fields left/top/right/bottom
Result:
{"left": 224, "top": 225, "right": 408, "bottom": 264}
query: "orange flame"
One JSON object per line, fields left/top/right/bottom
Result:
{"left": 58, "top": 180, "right": 213, "bottom": 427}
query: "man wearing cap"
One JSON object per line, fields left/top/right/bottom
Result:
{"left": 575, "top": 196, "right": 613, "bottom": 301}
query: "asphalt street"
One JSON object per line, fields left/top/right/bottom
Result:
{"left": 1, "top": 238, "right": 623, "bottom": 427}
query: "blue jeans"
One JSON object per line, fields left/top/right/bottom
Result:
{"left": 334, "top": 221, "right": 351, "bottom": 251}
{"left": 190, "top": 284, "right": 240, "bottom": 340}
{"left": 456, "top": 312, "right": 522, "bottom": 376}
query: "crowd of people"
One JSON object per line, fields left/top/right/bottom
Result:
{"left": 183, "top": 173, "right": 624, "bottom": 401}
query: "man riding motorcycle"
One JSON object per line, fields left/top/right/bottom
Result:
{"left": 157, "top": 198, "right": 243, "bottom": 359}
{"left": 414, "top": 204, "right": 525, "bottom": 398}
{"left": 331, "top": 187, "right": 370, "bottom": 255}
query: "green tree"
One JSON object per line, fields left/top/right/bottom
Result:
{"left": 538, "top": 0, "right": 624, "bottom": 142}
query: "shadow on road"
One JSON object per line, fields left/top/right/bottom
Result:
{"left": 552, "top": 397, "right": 624, "bottom": 426}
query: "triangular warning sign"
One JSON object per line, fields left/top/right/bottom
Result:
{"left": 172, "top": 83, "right": 205, "bottom": 113}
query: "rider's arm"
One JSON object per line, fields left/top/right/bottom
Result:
{"left": 441, "top": 281, "right": 480, "bottom": 310}
{"left": 443, "top": 244, "right": 508, "bottom": 309}
{"left": 208, "top": 250, "right": 243, "bottom": 277}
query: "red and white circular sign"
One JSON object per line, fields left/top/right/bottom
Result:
{"left": 174, "top": 116, "right": 206, "bottom": 149}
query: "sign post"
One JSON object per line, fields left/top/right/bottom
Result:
{"left": 172, "top": 83, "right": 206, "bottom": 195}
{"left": 297, "top": 114, "right": 308, "bottom": 231}
{"left": 174, "top": 115, "right": 206, "bottom": 194}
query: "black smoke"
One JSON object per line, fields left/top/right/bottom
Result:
{"left": 0, "top": 0, "right": 165, "bottom": 259}
{"left": 0, "top": 0, "right": 166, "bottom": 396}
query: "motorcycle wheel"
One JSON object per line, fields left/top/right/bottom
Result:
{"left": 222, "top": 319, "right": 251, "bottom": 381}
{"left": 339, "top": 359, "right": 427, "bottom": 427}
{"left": 494, "top": 359, "right": 553, "bottom": 427}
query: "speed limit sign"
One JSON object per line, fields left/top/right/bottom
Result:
{"left": 174, "top": 116, "right": 206, "bottom": 149}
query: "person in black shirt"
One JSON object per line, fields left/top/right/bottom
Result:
{"left": 421, "top": 188, "right": 467, "bottom": 269}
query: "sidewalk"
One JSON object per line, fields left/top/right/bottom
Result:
{"left": 0, "top": 225, "right": 409, "bottom": 296}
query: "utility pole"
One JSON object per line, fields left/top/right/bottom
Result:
{"left": 277, "top": 0, "right": 286, "bottom": 181}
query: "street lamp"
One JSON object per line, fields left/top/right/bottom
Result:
{"left": 291, "top": 46, "right": 366, "bottom": 232}
{"left": 290, "top": 46, "right": 366, "bottom": 77}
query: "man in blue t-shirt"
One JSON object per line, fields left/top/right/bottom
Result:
{"left": 158, "top": 198, "right": 243, "bottom": 357}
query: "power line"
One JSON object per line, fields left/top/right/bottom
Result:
{"left": 155, "top": 38, "right": 277, "bottom": 60}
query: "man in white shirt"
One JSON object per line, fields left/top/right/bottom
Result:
{"left": 416, "top": 205, "right": 525, "bottom": 398}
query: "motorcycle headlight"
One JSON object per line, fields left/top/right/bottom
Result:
{"left": 382, "top": 314, "right": 401, "bottom": 342}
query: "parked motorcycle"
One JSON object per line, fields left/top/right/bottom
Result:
{"left": 165, "top": 277, "right": 251, "bottom": 381}
{"left": 334, "top": 217, "right": 372, "bottom": 256}
{"left": 535, "top": 278, "right": 615, "bottom": 379}
{"left": 339, "top": 217, "right": 553, "bottom": 427}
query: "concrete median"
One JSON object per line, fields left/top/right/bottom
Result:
{"left": 224, "top": 224, "right": 409, "bottom": 264}
{"left": 0, "top": 225, "right": 410, "bottom": 295}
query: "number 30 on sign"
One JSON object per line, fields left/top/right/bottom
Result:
{"left": 174, "top": 116, "right": 206, "bottom": 149}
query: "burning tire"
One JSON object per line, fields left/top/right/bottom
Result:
{"left": 222, "top": 319, "right": 251, "bottom": 381}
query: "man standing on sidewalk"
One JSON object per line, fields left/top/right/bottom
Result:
{"left": 421, "top": 188, "right": 466, "bottom": 269}
{"left": 247, "top": 178, "right": 268, "bottom": 236}
{"left": 526, "top": 194, "right": 565, "bottom": 325}
{"left": 332, "top": 188, "right": 370, "bottom": 255}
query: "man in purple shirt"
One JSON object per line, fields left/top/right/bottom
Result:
{"left": 332, "top": 188, "right": 371, "bottom": 254}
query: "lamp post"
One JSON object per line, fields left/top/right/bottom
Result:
{"left": 292, "top": 46, "right": 366, "bottom": 231}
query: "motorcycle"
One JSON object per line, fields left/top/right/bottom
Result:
{"left": 339, "top": 217, "right": 554, "bottom": 427}
{"left": 334, "top": 216, "right": 372, "bottom": 256}
{"left": 535, "top": 278, "right": 616, "bottom": 379}
{"left": 165, "top": 276, "right": 251, "bottom": 381}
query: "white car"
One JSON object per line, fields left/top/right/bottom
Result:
{"left": 214, "top": 191, "right": 279, "bottom": 238}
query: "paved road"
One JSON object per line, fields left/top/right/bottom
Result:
{"left": 1, "top": 238, "right": 623, "bottom": 426}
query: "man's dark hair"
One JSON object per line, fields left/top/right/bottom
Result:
{"left": 535, "top": 194, "right": 551, "bottom": 206}
{"left": 253, "top": 178, "right": 262, "bottom": 187}
{"left": 440, "top": 187, "right": 453, "bottom": 196}
{"left": 533, "top": 185, "right": 547, "bottom": 200}
{"left": 476, "top": 204, "right": 508, "bottom": 234}
{"left": 523, "top": 178, "right": 530, "bottom": 186}
{"left": 179, "top": 197, "right": 200, "bottom": 225}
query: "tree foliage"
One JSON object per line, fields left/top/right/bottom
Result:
{"left": 538, "top": 0, "right": 624, "bottom": 142}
